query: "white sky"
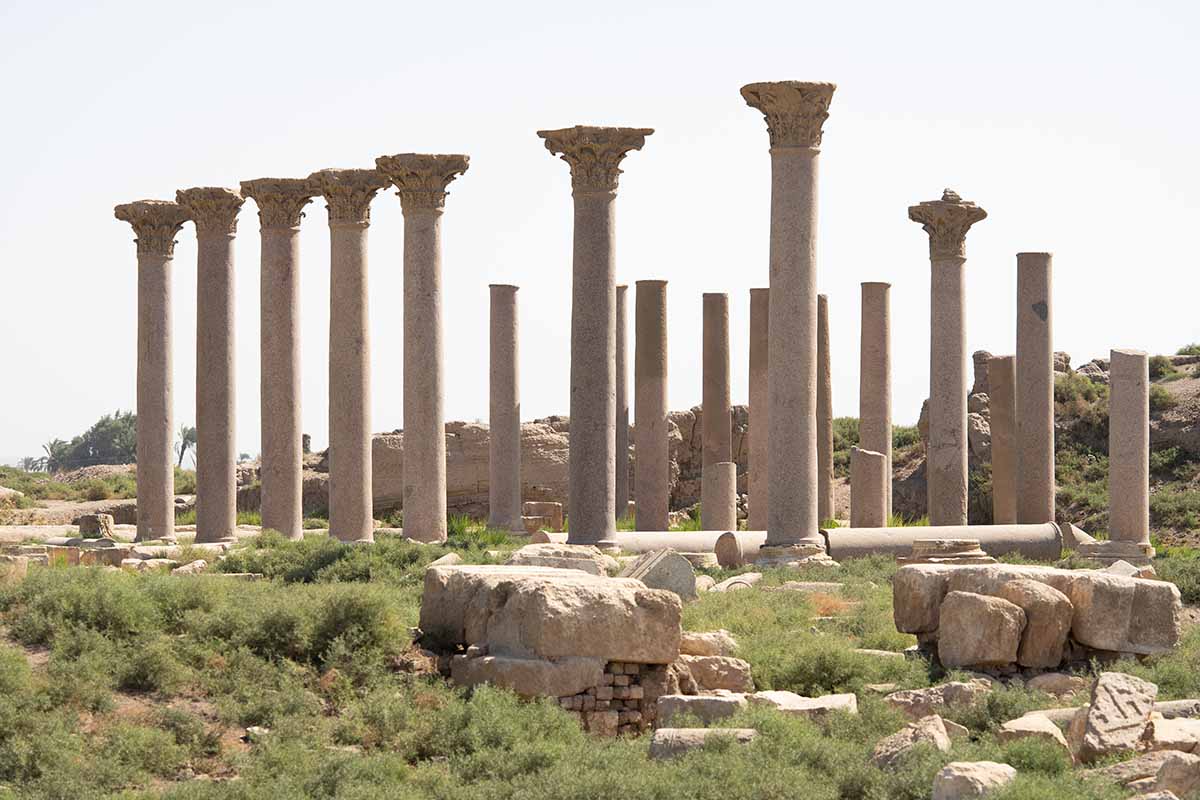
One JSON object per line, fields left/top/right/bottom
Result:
{"left": 1, "top": 0, "right": 1197, "bottom": 464}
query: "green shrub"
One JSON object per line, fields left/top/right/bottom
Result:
{"left": 1177, "top": 343, "right": 1200, "bottom": 356}
{"left": 118, "top": 636, "right": 188, "bottom": 694}
{"left": 1149, "top": 355, "right": 1177, "bottom": 380}
{"left": 1150, "top": 384, "right": 1178, "bottom": 412}
{"left": 893, "top": 425, "right": 920, "bottom": 450}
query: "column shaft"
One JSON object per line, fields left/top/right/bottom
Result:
{"left": 615, "top": 285, "right": 630, "bottom": 519}
{"left": 488, "top": 284, "right": 522, "bottom": 531}
{"left": 1015, "top": 252, "right": 1055, "bottom": 524}
{"left": 928, "top": 255, "right": 967, "bottom": 526}
{"left": 195, "top": 232, "right": 237, "bottom": 542}
{"left": 988, "top": 355, "right": 1018, "bottom": 524}
{"left": 817, "top": 293, "right": 833, "bottom": 522}
{"left": 748, "top": 288, "right": 769, "bottom": 531}
{"left": 137, "top": 253, "right": 174, "bottom": 542}
{"left": 634, "top": 280, "right": 669, "bottom": 531}
{"left": 702, "top": 292, "right": 731, "bottom": 530}
{"left": 850, "top": 447, "right": 887, "bottom": 528}
{"left": 1109, "top": 349, "right": 1149, "bottom": 545}
{"left": 859, "top": 282, "right": 892, "bottom": 518}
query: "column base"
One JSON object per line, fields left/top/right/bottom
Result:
{"left": 755, "top": 542, "right": 839, "bottom": 569}
{"left": 1076, "top": 540, "right": 1156, "bottom": 566}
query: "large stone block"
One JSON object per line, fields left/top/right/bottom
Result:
{"left": 1079, "top": 672, "right": 1158, "bottom": 764}
{"left": 656, "top": 693, "right": 747, "bottom": 726}
{"left": 937, "top": 591, "right": 1025, "bottom": 668}
{"left": 996, "top": 579, "right": 1073, "bottom": 668}
{"left": 885, "top": 680, "right": 993, "bottom": 721}
{"left": 678, "top": 655, "right": 753, "bottom": 693}
{"left": 618, "top": 548, "right": 696, "bottom": 600}
{"left": 871, "top": 715, "right": 951, "bottom": 770}
{"left": 505, "top": 543, "right": 618, "bottom": 575}
{"left": 450, "top": 654, "right": 604, "bottom": 698}
{"left": 749, "top": 690, "right": 858, "bottom": 718}
{"left": 931, "top": 761, "right": 1017, "bottom": 800}
{"left": 648, "top": 728, "right": 757, "bottom": 760}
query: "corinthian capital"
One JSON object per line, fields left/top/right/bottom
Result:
{"left": 175, "top": 187, "right": 245, "bottom": 236}
{"left": 307, "top": 169, "right": 388, "bottom": 226}
{"left": 741, "top": 81, "right": 836, "bottom": 149}
{"left": 908, "top": 189, "right": 988, "bottom": 260}
{"left": 239, "top": 178, "right": 316, "bottom": 229}
{"left": 375, "top": 154, "right": 470, "bottom": 211}
{"left": 114, "top": 200, "right": 191, "bottom": 257}
{"left": 537, "top": 126, "right": 653, "bottom": 194}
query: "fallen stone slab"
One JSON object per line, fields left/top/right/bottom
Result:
{"left": 996, "top": 578, "right": 1073, "bottom": 668}
{"left": 937, "top": 591, "right": 1025, "bottom": 668}
{"left": 853, "top": 648, "right": 905, "bottom": 660}
{"left": 619, "top": 549, "right": 697, "bottom": 601}
{"left": 450, "top": 654, "right": 605, "bottom": 698}
{"left": 656, "top": 694, "right": 748, "bottom": 726}
{"left": 871, "top": 715, "right": 951, "bottom": 770}
{"left": 1079, "top": 672, "right": 1158, "bottom": 764}
{"left": 428, "top": 552, "right": 462, "bottom": 568}
{"left": 1156, "top": 752, "right": 1200, "bottom": 797}
{"left": 711, "top": 573, "right": 762, "bottom": 592}
{"left": 997, "top": 713, "right": 1071, "bottom": 755}
{"left": 678, "top": 655, "right": 753, "bottom": 693}
{"left": 680, "top": 630, "right": 738, "bottom": 657}
{"left": 885, "top": 680, "right": 992, "bottom": 721}
{"left": 695, "top": 575, "right": 715, "bottom": 593}
{"left": 1086, "top": 750, "right": 1179, "bottom": 786}
{"left": 749, "top": 690, "right": 857, "bottom": 718}
{"left": 1026, "top": 672, "right": 1090, "bottom": 697}
{"left": 648, "top": 727, "right": 758, "bottom": 760}
{"left": 505, "top": 543, "right": 618, "bottom": 575}
{"left": 171, "top": 559, "right": 208, "bottom": 575}
{"left": 1156, "top": 700, "right": 1200, "bottom": 719}
{"left": 931, "top": 761, "right": 1017, "bottom": 800}
{"left": 1144, "top": 715, "right": 1200, "bottom": 753}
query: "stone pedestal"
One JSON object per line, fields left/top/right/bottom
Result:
{"left": 615, "top": 284, "right": 630, "bottom": 519}
{"left": 1016, "top": 252, "right": 1055, "bottom": 524}
{"left": 859, "top": 282, "right": 892, "bottom": 517}
{"left": 702, "top": 293, "right": 731, "bottom": 529}
{"left": 748, "top": 287, "right": 769, "bottom": 531}
{"left": 309, "top": 169, "right": 388, "bottom": 543}
{"left": 850, "top": 447, "right": 887, "bottom": 528}
{"left": 176, "top": 187, "right": 245, "bottom": 544}
{"left": 897, "top": 538, "right": 996, "bottom": 566}
{"left": 701, "top": 462, "right": 738, "bottom": 532}
{"left": 988, "top": 355, "right": 1018, "bottom": 524}
{"left": 240, "top": 179, "right": 315, "bottom": 541}
{"left": 817, "top": 293, "right": 833, "bottom": 522}
{"left": 539, "top": 126, "right": 652, "bottom": 549}
{"left": 487, "top": 284, "right": 522, "bottom": 532}
{"left": 114, "top": 200, "right": 190, "bottom": 543}
{"left": 742, "top": 80, "right": 836, "bottom": 565}
{"left": 634, "top": 280, "right": 669, "bottom": 531}
{"left": 909, "top": 189, "right": 987, "bottom": 526}
{"left": 377, "top": 154, "right": 470, "bottom": 544}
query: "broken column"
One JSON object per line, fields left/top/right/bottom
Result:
{"left": 908, "top": 189, "right": 987, "bottom": 526}
{"left": 634, "top": 280, "right": 669, "bottom": 531}
{"left": 308, "top": 168, "right": 388, "bottom": 543}
{"left": 817, "top": 293, "right": 833, "bottom": 522}
{"left": 859, "top": 282, "right": 892, "bottom": 518}
{"left": 114, "top": 200, "right": 190, "bottom": 543}
{"left": 850, "top": 447, "right": 887, "bottom": 528}
{"left": 1016, "top": 252, "right": 1055, "bottom": 524}
{"left": 703, "top": 462, "right": 738, "bottom": 532}
{"left": 616, "top": 284, "right": 630, "bottom": 519}
{"left": 748, "top": 287, "right": 769, "bottom": 531}
{"left": 487, "top": 284, "right": 523, "bottom": 532}
{"left": 538, "top": 126, "right": 652, "bottom": 549}
{"left": 988, "top": 355, "right": 1018, "bottom": 524}
{"left": 377, "top": 154, "right": 470, "bottom": 544}
{"left": 741, "top": 80, "right": 836, "bottom": 564}
{"left": 176, "top": 187, "right": 245, "bottom": 544}
{"left": 701, "top": 292, "right": 732, "bottom": 530}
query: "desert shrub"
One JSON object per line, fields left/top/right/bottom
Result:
{"left": 1055, "top": 372, "right": 1106, "bottom": 405}
{"left": 1156, "top": 549, "right": 1200, "bottom": 604}
{"left": 1001, "top": 736, "right": 1072, "bottom": 775}
{"left": 118, "top": 636, "right": 188, "bottom": 694}
{"left": 1149, "top": 354, "right": 1177, "bottom": 380}
{"left": 1151, "top": 486, "right": 1200, "bottom": 531}
{"left": 174, "top": 467, "right": 197, "bottom": 494}
{"left": 941, "top": 684, "right": 1061, "bottom": 733}
{"left": 1150, "top": 384, "right": 1178, "bottom": 412}
{"left": 1177, "top": 343, "right": 1200, "bottom": 356}
{"left": 158, "top": 707, "right": 222, "bottom": 758}
{"left": 893, "top": 425, "right": 920, "bottom": 450}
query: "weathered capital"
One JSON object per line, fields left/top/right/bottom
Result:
{"left": 239, "top": 178, "right": 316, "bottom": 229}
{"left": 307, "top": 169, "right": 388, "bottom": 226}
{"left": 537, "top": 126, "right": 653, "bottom": 194}
{"left": 908, "top": 189, "right": 988, "bottom": 260}
{"left": 175, "top": 187, "right": 244, "bottom": 236}
{"left": 114, "top": 199, "right": 191, "bottom": 257}
{"left": 741, "top": 81, "right": 836, "bottom": 149}
{"left": 375, "top": 154, "right": 470, "bottom": 212}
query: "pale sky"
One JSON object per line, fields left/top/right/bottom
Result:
{"left": 1, "top": 0, "right": 1197, "bottom": 464}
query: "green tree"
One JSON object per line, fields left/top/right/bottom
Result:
{"left": 44, "top": 411, "right": 137, "bottom": 472}
{"left": 176, "top": 425, "right": 197, "bottom": 468}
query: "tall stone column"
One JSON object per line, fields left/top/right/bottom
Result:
{"left": 742, "top": 81, "right": 836, "bottom": 563}
{"left": 1016, "top": 252, "right": 1055, "bottom": 524}
{"left": 988, "top": 355, "right": 1018, "bottom": 524}
{"left": 308, "top": 169, "right": 388, "bottom": 543}
{"left": 240, "top": 179, "right": 315, "bottom": 541}
{"left": 748, "top": 288, "right": 769, "bottom": 531}
{"left": 114, "top": 200, "right": 190, "bottom": 543}
{"left": 859, "top": 282, "right": 892, "bottom": 518}
{"left": 176, "top": 188, "right": 245, "bottom": 544}
{"left": 487, "top": 283, "right": 522, "bottom": 531}
{"left": 634, "top": 279, "right": 669, "bottom": 531}
{"left": 817, "top": 293, "right": 834, "bottom": 522}
{"left": 615, "top": 284, "right": 630, "bottom": 519}
{"left": 908, "top": 189, "right": 987, "bottom": 526}
{"left": 538, "top": 126, "right": 652, "bottom": 549}
{"left": 702, "top": 292, "right": 732, "bottom": 530}
{"left": 377, "top": 154, "right": 470, "bottom": 544}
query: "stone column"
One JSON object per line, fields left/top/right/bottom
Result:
{"left": 308, "top": 169, "right": 388, "bottom": 543}
{"left": 747, "top": 287, "right": 769, "bottom": 531}
{"left": 176, "top": 188, "right": 245, "bottom": 544}
{"left": 487, "top": 283, "right": 523, "bottom": 531}
{"left": 742, "top": 81, "right": 836, "bottom": 563}
{"left": 988, "top": 355, "right": 1017, "bottom": 524}
{"left": 702, "top": 462, "right": 738, "bottom": 531}
{"left": 1016, "top": 252, "right": 1055, "bottom": 524}
{"left": 859, "top": 282, "right": 892, "bottom": 518}
{"left": 615, "top": 284, "right": 630, "bottom": 519}
{"left": 908, "top": 189, "right": 987, "bottom": 526}
{"left": 538, "top": 126, "right": 652, "bottom": 549}
{"left": 634, "top": 279, "right": 669, "bottom": 531}
{"left": 850, "top": 447, "right": 887, "bottom": 528}
{"left": 1108, "top": 349, "right": 1152, "bottom": 553}
{"left": 114, "top": 200, "right": 190, "bottom": 543}
{"left": 702, "top": 292, "right": 732, "bottom": 530}
{"left": 377, "top": 154, "right": 470, "bottom": 544}
{"left": 817, "top": 293, "right": 834, "bottom": 522}
{"left": 239, "top": 179, "right": 315, "bottom": 541}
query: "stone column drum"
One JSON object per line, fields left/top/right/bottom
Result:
{"left": 114, "top": 200, "right": 190, "bottom": 542}
{"left": 240, "top": 179, "right": 316, "bottom": 540}
{"left": 615, "top": 284, "right": 630, "bottom": 519}
{"left": 988, "top": 355, "right": 1018, "bottom": 524}
{"left": 176, "top": 187, "right": 245, "bottom": 544}
{"left": 309, "top": 169, "right": 388, "bottom": 543}
{"left": 850, "top": 447, "right": 888, "bottom": 528}
{"left": 742, "top": 80, "right": 836, "bottom": 564}
{"left": 377, "top": 154, "right": 470, "bottom": 544}
{"left": 1108, "top": 349, "right": 1152, "bottom": 553}
{"left": 538, "top": 126, "right": 652, "bottom": 549}
{"left": 908, "top": 189, "right": 987, "bottom": 526}
{"left": 701, "top": 292, "right": 732, "bottom": 530}
{"left": 859, "top": 282, "right": 892, "bottom": 517}
{"left": 487, "top": 284, "right": 523, "bottom": 531}
{"left": 702, "top": 462, "right": 738, "bottom": 531}
{"left": 1015, "top": 252, "right": 1055, "bottom": 524}
{"left": 634, "top": 280, "right": 669, "bottom": 531}
{"left": 817, "top": 293, "right": 833, "bottom": 522}
{"left": 747, "top": 287, "right": 769, "bottom": 531}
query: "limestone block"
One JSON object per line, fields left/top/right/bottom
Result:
{"left": 523, "top": 501, "right": 564, "bottom": 532}
{"left": 885, "top": 680, "right": 992, "bottom": 721}
{"left": 1086, "top": 750, "right": 1179, "bottom": 786}
{"left": 505, "top": 543, "right": 618, "bottom": 575}
{"left": 996, "top": 579, "right": 1072, "bottom": 668}
{"left": 1027, "top": 672, "right": 1090, "bottom": 697}
{"left": 648, "top": 727, "right": 757, "bottom": 759}
{"left": 937, "top": 591, "right": 1025, "bottom": 668}
{"left": 171, "top": 559, "right": 208, "bottom": 575}
{"left": 76, "top": 513, "right": 115, "bottom": 538}
{"left": 1079, "top": 672, "right": 1158, "bottom": 764}
{"left": 1143, "top": 714, "right": 1200, "bottom": 753}
{"left": 997, "top": 714, "right": 1071, "bottom": 756}
{"left": 892, "top": 564, "right": 952, "bottom": 633}
{"left": 711, "top": 572, "right": 762, "bottom": 592}
{"left": 655, "top": 694, "right": 747, "bottom": 726}
{"left": 931, "top": 761, "right": 1016, "bottom": 800}
{"left": 450, "top": 654, "right": 605, "bottom": 698}
{"left": 678, "top": 655, "right": 753, "bottom": 692}
{"left": 1156, "top": 752, "right": 1200, "bottom": 797}
{"left": 428, "top": 552, "right": 462, "bottom": 568}
{"left": 694, "top": 575, "right": 716, "bottom": 593}
{"left": 871, "top": 715, "right": 951, "bottom": 770}
{"left": 944, "top": 719, "right": 970, "bottom": 740}
{"left": 749, "top": 690, "right": 858, "bottom": 718}
{"left": 583, "top": 710, "right": 620, "bottom": 736}
{"left": 618, "top": 548, "right": 696, "bottom": 600}
{"left": 680, "top": 630, "right": 738, "bottom": 658}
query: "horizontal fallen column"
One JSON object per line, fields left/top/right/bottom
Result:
{"left": 823, "top": 523, "right": 1063, "bottom": 562}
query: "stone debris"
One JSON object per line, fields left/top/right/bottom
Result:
{"left": 677, "top": 655, "right": 753, "bottom": 693}
{"left": 76, "top": 513, "right": 115, "bottom": 538}
{"left": 1107, "top": 559, "right": 1158, "bottom": 580}
{"left": 694, "top": 575, "right": 716, "bottom": 593}
{"left": 618, "top": 548, "right": 697, "bottom": 600}
{"left": 656, "top": 694, "right": 748, "bottom": 727}
{"left": 523, "top": 501, "right": 564, "bottom": 532}
{"left": 931, "top": 761, "right": 1017, "bottom": 800}
{"left": 648, "top": 727, "right": 757, "bottom": 760}
{"left": 1086, "top": 750, "right": 1179, "bottom": 786}
{"left": 428, "top": 552, "right": 462, "bottom": 568}
{"left": 885, "top": 680, "right": 993, "bottom": 721}
{"left": 1078, "top": 672, "right": 1158, "bottom": 764}
{"left": 1154, "top": 752, "right": 1200, "bottom": 797}
{"left": 898, "top": 538, "right": 996, "bottom": 566}
{"left": 1026, "top": 672, "right": 1090, "bottom": 697}
{"left": 995, "top": 578, "right": 1073, "bottom": 668}
{"left": 748, "top": 690, "right": 857, "bottom": 718}
{"left": 772, "top": 581, "right": 845, "bottom": 593}
{"left": 171, "top": 559, "right": 208, "bottom": 575}
{"left": 997, "top": 713, "right": 1071, "bottom": 756}
{"left": 505, "top": 543, "right": 618, "bottom": 575}
{"left": 679, "top": 630, "right": 738, "bottom": 658}
{"left": 871, "top": 715, "right": 951, "bottom": 770}
{"left": 943, "top": 719, "right": 970, "bottom": 740}
{"left": 936, "top": 591, "right": 1025, "bottom": 668}
{"left": 710, "top": 572, "right": 762, "bottom": 592}
{"left": 1142, "top": 714, "right": 1200, "bottom": 753}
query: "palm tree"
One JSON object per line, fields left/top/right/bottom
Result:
{"left": 42, "top": 439, "right": 67, "bottom": 473}
{"left": 176, "top": 425, "right": 197, "bottom": 468}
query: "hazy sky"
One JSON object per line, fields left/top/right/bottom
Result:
{"left": 1, "top": 0, "right": 1197, "bottom": 464}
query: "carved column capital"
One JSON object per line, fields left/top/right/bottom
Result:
{"left": 175, "top": 187, "right": 244, "bottom": 236}
{"left": 908, "top": 189, "right": 988, "bottom": 260}
{"left": 375, "top": 154, "right": 470, "bottom": 212}
{"left": 114, "top": 199, "right": 191, "bottom": 257}
{"left": 239, "top": 178, "right": 316, "bottom": 229}
{"left": 741, "top": 81, "right": 836, "bottom": 149}
{"left": 537, "top": 125, "right": 653, "bottom": 194}
{"left": 307, "top": 169, "right": 388, "bottom": 226}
